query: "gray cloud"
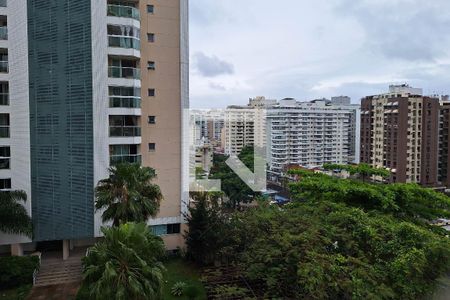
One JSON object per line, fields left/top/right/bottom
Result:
{"left": 335, "top": 0, "right": 450, "bottom": 62}
{"left": 193, "top": 52, "right": 235, "bottom": 77}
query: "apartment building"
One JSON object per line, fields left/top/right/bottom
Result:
{"left": 360, "top": 85, "right": 439, "bottom": 186}
{"left": 266, "top": 98, "right": 359, "bottom": 177}
{"left": 222, "top": 97, "right": 274, "bottom": 155}
{"left": 439, "top": 100, "right": 450, "bottom": 187}
{"left": 0, "top": 0, "right": 188, "bottom": 256}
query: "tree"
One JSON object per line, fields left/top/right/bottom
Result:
{"left": 0, "top": 190, "right": 32, "bottom": 238}
{"left": 289, "top": 170, "right": 450, "bottom": 222}
{"left": 184, "top": 192, "right": 225, "bottom": 265}
{"left": 210, "top": 146, "right": 258, "bottom": 209}
{"left": 95, "top": 163, "right": 163, "bottom": 226}
{"left": 81, "top": 223, "right": 165, "bottom": 300}
{"left": 323, "top": 163, "right": 390, "bottom": 183}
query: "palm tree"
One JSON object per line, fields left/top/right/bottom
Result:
{"left": 0, "top": 190, "right": 32, "bottom": 238}
{"left": 82, "top": 223, "right": 165, "bottom": 300}
{"left": 95, "top": 163, "right": 163, "bottom": 226}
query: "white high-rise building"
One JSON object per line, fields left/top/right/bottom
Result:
{"left": 267, "top": 98, "right": 359, "bottom": 176}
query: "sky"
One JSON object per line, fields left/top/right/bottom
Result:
{"left": 189, "top": 0, "right": 450, "bottom": 108}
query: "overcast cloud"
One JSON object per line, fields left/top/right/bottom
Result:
{"left": 190, "top": 0, "right": 450, "bottom": 108}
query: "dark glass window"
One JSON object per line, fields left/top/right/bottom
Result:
{"left": 167, "top": 224, "right": 181, "bottom": 234}
{"left": 147, "top": 5, "right": 154, "bottom": 13}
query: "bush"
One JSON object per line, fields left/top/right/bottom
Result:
{"left": 0, "top": 256, "right": 40, "bottom": 290}
{"left": 171, "top": 281, "right": 187, "bottom": 296}
{"left": 184, "top": 285, "right": 200, "bottom": 300}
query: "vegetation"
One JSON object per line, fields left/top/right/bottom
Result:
{"left": 170, "top": 281, "right": 187, "bottom": 296}
{"left": 184, "top": 192, "right": 225, "bottom": 265}
{"left": 323, "top": 163, "right": 391, "bottom": 182}
{"left": 80, "top": 223, "right": 165, "bottom": 300}
{"left": 209, "top": 146, "right": 258, "bottom": 208}
{"left": 95, "top": 163, "right": 163, "bottom": 226}
{"left": 185, "top": 171, "right": 450, "bottom": 299}
{"left": 162, "top": 259, "right": 206, "bottom": 300}
{"left": 0, "top": 285, "right": 32, "bottom": 300}
{"left": 0, "top": 256, "right": 39, "bottom": 290}
{"left": 0, "top": 191, "right": 32, "bottom": 238}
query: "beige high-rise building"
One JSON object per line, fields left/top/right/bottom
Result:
{"left": 139, "top": 0, "right": 189, "bottom": 249}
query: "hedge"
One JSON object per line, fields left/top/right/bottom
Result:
{"left": 0, "top": 256, "right": 40, "bottom": 290}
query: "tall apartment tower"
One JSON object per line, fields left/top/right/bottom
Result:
{"left": 439, "top": 100, "right": 450, "bottom": 187}
{"left": 360, "top": 85, "right": 439, "bottom": 186}
{"left": 0, "top": 0, "right": 188, "bottom": 255}
{"left": 266, "top": 98, "right": 359, "bottom": 177}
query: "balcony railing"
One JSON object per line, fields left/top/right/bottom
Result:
{"left": 108, "top": 35, "right": 140, "bottom": 50}
{"left": 107, "top": 4, "right": 140, "bottom": 20}
{"left": 0, "top": 61, "right": 8, "bottom": 73}
{"left": 109, "top": 96, "right": 141, "bottom": 108}
{"left": 108, "top": 66, "right": 140, "bottom": 80}
{"left": 109, "top": 126, "right": 141, "bottom": 137}
{"left": 110, "top": 154, "right": 142, "bottom": 165}
{"left": 0, "top": 27, "right": 7, "bottom": 40}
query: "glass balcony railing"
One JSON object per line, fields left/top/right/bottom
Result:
{"left": 109, "top": 96, "right": 141, "bottom": 108}
{"left": 110, "top": 154, "right": 142, "bottom": 165}
{"left": 108, "top": 66, "right": 140, "bottom": 80}
{"left": 108, "top": 35, "right": 140, "bottom": 50}
{"left": 109, "top": 126, "right": 141, "bottom": 137}
{"left": 0, "top": 61, "right": 8, "bottom": 73}
{"left": 107, "top": 4, "right": 140, "bottom": 20}
{"left": 0, "top": 27, "right": 7, "bottom": 40}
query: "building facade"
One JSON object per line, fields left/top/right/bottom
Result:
{"left": 360, "top": 85, "right": 439, "bottom": 186}
{"left": 266, "top": 98, "right": 359, "bottom": 176}
{"left": 439, "top": 100, "right": 450, "bottom": 187}
{"left": 0, "top": 0, "right": 188, "bottom": 255}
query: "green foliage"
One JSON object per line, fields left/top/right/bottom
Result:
{"left": 0, "top": 256, "right": 39, "bottom": 290}
{"left": 209, "top": 146, "right": 258, "bottom": 208}
{"left": 322, "top": 163, "right": 391, "bottom": 182}
{"left": 171, "top": 282, "right": 187, "bottom": 296}
{"left": 80, "top": 223, "right": 166, "bottom": 300}
{"left": 185, "top": 192, "right": 226, "bottom": 265}
{"left": 213, "top": 285, "right": 249, "bottom": 298}
{"left": 0, "top": 191, "right": 32, "bottom": 238}
{"left": 183, "top": 285, "right": 201, "bottom": 300}
{"left": 230, "top": 202, "right": 450, "bottom": 299}
{"left": 95, "top": 163, "right": 162, "bottom": 226}
{"left": 162, "top": 259, "right": 206, "bottom": 300}
{"left": 289, "top": 171, "right": 450, "bottom": 222}
{"left": 0, "top": 284, "right": 32, "bottom": 300}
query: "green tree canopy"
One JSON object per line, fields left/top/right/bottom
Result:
{"left": 81, "top": 223, "right": 165, "bottom": 300}
{"left": 209, "top": 146, "right": 258, "bottom": 208}
{"left": 0, "top": 191, "right": 32, "bottom": 238}
{"left": 95, "top": 163, "right": 163, "bottom": 226}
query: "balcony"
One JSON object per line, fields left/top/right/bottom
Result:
{"left": 108, "top": 35, "right": 140, "bottom": 50}
{"left": 107, "top": 4, "right": 140, "bottom": 20}
{"left": 109, "top": 96, "right": 141, "bottom": 108}
{"left": 108, "top": 66, "right": 140, "bottom": 79}
{"left": 110, "top": 154, "right": 142, "bottom": 165}
{"left": 109, "top": 126, "right": 141, "bottom": 137}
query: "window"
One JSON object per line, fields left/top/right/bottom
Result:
{"left": 148, "top": 88, "right": 155, "bottom": 97}
{"left": 0, "top": 146, "right": 10, "bottom": 169}
{"left": 148, "top": 116, "right": 156, "bottom": 124}
{"left": 0, "top": 113, "right": 9, "bottom": 138}
{"left": 0, "top": 178, "right": 10, "bottom": 190}
{"left": 148, "top": 143, "right": 156, "bottom": 151}
{"left": 147, "top": 5, "right": 154, "bottom": 14}
{"left": 147, "top": 33, "right": 155, "bottom": 43}
{"left": 147, "top": 61, "right": 155, "bottom": 70}
{"left": 167, "top": 224, "right": 181, "bottom": 234}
